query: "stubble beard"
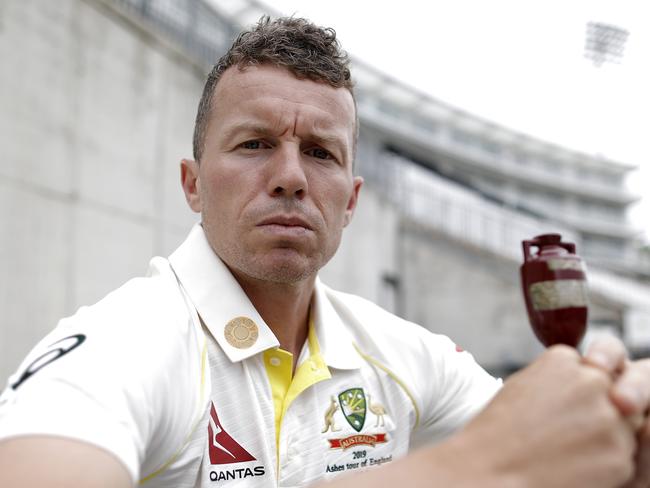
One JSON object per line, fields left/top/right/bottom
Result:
{"left": 225, "top": 244, "right": 328, "bottom": 285}
{"left": 202, "top": 201, "right": 343, "bottom": 285}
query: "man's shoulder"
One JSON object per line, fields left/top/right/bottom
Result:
{"left": 320, "top": 284, "right": 500, "bottom": 441}
{"left": 5, "top": 255, "right": 203, "bottom": 396}
{"left": 0, "top": 258, "right": 207, "bottom": 483}
{"left": 72, "top": 257, "right": 185, "bottom": 326}
{"left": 321, "top": 284, "right": 456, "bottom": 354}
{"left": 59, "top": 257, "right": 196, "bottom": 352}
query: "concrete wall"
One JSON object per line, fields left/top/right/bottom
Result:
{"left": 398, "top": 221, "right": 544, "bottom": 372}
{"left": 320, "top": 183, "right": 400, "bottom": 313}
{"left": 0, "top": 0, "right": 202, "bottom": 382}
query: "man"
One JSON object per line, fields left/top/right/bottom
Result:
{"left": 0, "top": 16, "right": 649, "bottom": 488}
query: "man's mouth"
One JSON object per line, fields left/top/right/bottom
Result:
{"left": 257, "top": 215, "right": 313, "bottom": 230}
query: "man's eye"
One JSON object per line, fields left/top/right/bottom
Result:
{"left": 306, "top": 147, "right": 333, "bottom": 160}
{"left": 240, "top": 140, "right": 266, "bottom": 150}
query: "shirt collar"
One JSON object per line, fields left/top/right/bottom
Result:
{"left": 311, "top": 278, "right": 363, "bottom": 370}
{"left": 169, "top": 224, "right": 361, "bottom": 369}
{"left": 168, "top": 224, "right": 279, "bottom": 362}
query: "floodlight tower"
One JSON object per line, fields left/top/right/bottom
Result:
{"left": 581, "top": 21, "right": 629, "bottom": 154}
{"left": 582, "top": 21, "right": 640, "bottom": 285}
{"left": 584, "top": 22, "right": 629, "bottom": 67}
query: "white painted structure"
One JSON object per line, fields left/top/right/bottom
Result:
{"left": 1, "top": 0, "right": 648, "bottom": 384}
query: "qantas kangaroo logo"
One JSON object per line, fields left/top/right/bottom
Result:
{"left": 207, "top": 402, "right": 256, "bottom": 464}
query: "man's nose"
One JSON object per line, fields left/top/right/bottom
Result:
{"left": 266, "top": 146, "right": 308, "bottom": 199}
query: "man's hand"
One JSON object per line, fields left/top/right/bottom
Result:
{"left": 314, "top": 343, "right": 641, "bottom": 488}
{"left": 459, "top": 344, "right": 638, "bottom": 488}
{"left": 624, "top": 417, "right": 650, "bottom": 488}
{"left": 583, "top": 337, "right": 650, "bottom": 488}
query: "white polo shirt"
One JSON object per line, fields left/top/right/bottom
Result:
{"left": 0, "top": 224, "right": 501, "bottom": 487}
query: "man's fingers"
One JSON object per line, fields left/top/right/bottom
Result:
{"left": 611, "top": 359, "right": 650, "bottom": 417}
{"left": 583, "top": 336, "right": 627, "bottom": 375}
{"left": 622, "top": 420, "right": 650, "bottom": 488}
{"left": 582, "top": 337, "right": 650, "bottom": 418}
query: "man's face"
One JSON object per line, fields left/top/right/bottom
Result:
{"left": 182, "top": 65, "right": 362, "bottom": 285}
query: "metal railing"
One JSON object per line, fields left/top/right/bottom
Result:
{"left": 357, "top": 100, "right": 635, "bottom": 205}
{"left": 109, "top": 0, "right": 236, "bottom": 68}
{"left": 359, "top": 150, "right": 580, "bottom": 263}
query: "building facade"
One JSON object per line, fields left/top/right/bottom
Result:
{"left": 1, "top": 0, "right": 649, "bottom": 384}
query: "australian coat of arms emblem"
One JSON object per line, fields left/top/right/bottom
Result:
{"left": 338, "top": 388, "right": 366, "bottom": 432}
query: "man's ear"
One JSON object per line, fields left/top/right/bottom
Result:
{"left": 180, "top": 159, "right": 202, "bottom": 213}
{"left": 343, "top": 176, "right": 364, "bottom": 227}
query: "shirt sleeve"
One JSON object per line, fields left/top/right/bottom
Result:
{"left": 0, "top": 275, "right": 206, "bottom": 484}
{"left": 410, "top": 333, "right": 502, "bottom": 448}
{"left": 0, "top": 313, "right": 154, "bottom": 483}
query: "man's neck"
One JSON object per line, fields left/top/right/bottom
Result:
{"left": 232, "top": 272, "right": 315, "bottom": 364}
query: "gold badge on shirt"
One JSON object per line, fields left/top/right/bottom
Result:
{"left": 224, "top": 317, "right": 259, "bottom": 349}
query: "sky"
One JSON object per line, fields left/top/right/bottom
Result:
{"left": 260, "top": 0, "right": 650, "bottom": 242}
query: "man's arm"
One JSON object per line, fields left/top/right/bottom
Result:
{"left": 0, "top": 437, "right": 132, "bottom": 488}
{"left": 316, "top": 342, "right": 647, "bottom": 488}
{"left": 1, "top": 340, "right": 647, "bottom": 488}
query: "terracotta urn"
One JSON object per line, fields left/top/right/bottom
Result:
{"left": 520, "top": 234, "right": 588, "bottom": 347}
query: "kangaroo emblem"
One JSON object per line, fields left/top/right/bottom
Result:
{"left": 367, "top": 394, "right": 387, "bottom": 427}
{"left": 322, "top": 395, "right": 342, "bottom": 433}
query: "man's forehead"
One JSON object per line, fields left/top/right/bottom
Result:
{"left": 210, "top": 65, "right": 356, "bottom": 138}
{"left": 214, "top": 65, "right": 355, "bottom": 116}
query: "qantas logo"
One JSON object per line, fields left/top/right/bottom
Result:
{"left": 207, "top": 402, "right": 256, "bottom": 464}
{"left": 206, "top": 402, "right": 266, "bottom": 482}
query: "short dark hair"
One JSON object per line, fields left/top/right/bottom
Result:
{"left": 192, "top": 16, "right": 356, "bottom": 162}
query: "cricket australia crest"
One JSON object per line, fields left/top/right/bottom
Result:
{"left": 338, "top": 388, "right": 366, "bottom": 432}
